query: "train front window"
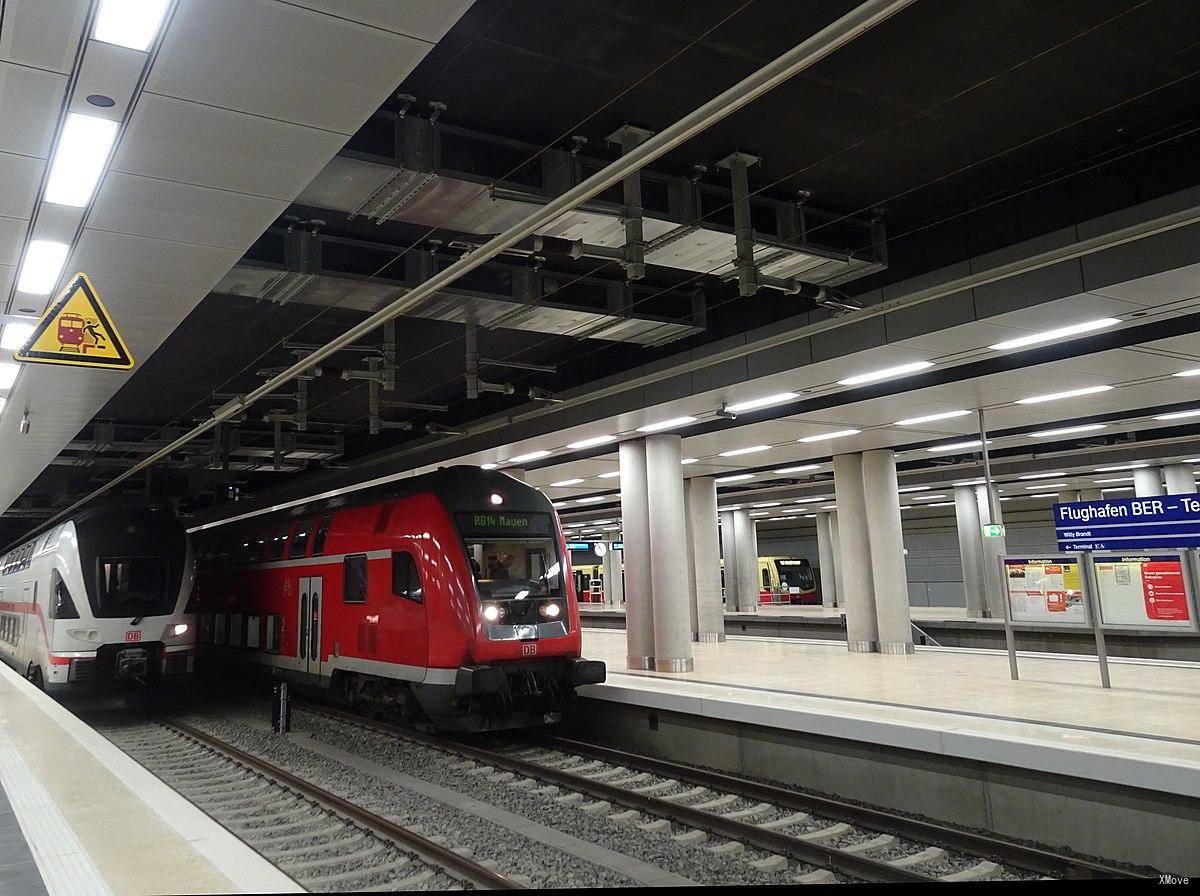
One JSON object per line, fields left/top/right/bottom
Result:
{"left": 94, "top": 556, "right": 174, "bottom": 617}
{"left": 463, "top": 538, "right": 563, "bottom": 600}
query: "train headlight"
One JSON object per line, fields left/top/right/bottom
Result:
{"left": 66, "top": 628, "right": 100, "bottom": 643}
{"left": 162, "top": 623, "right": 190, "bottom": 640}
{"left": 538, "top": 603, "right": 562, "bottom": 620}
{"left": 482, "top": 604, "right": 505, "bottom": 623}
{"left": 173, "top": 623, "right": 189, "bottom": 636}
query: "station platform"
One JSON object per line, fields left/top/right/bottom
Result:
{"left": 0, "top": 663, "right": 299, "bottom": 896}
{"left": 579, "top": 604, "right": 1200, "bottom": 660}
{"left": 570, "top": 627, "right": 1200, "bottom": 872}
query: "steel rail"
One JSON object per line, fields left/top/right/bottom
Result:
{"left": 162, "top": 719, "right": 524, "bottom": 890}
{"left": 30, "top": 0, "right": 918, "bottom": 535}
{"left": 297, "top": 701, "right": 934, "bottom": 884}
{"left": 536, "top": 734, "right": 1145, "bottom": 881}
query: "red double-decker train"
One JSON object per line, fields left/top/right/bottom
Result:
{"left": 191, "top": 466, "right": 604, "bottom": 731}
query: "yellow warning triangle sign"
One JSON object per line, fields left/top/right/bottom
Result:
{"left": 13, "top": 273, "right": 134, "bottom": 370}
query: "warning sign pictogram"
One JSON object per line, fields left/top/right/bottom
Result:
{"left": 12, "top": 273, "right": 133, "bottom": 370}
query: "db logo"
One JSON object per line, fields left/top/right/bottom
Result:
{"left": 521, "top": 643, "right": 537, "bottom": 656}
{"left": 125, "top": 631, "right": 142, "bottom": 642}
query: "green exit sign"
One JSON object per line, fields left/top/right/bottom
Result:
{"left": 982, "top": 523, "right": 1006, "bottom": 538}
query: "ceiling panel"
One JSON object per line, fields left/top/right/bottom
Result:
{"left": 88, "top": 172, "right": 289, "bottom": 249}
{"left": 286, "top": 0, "right": 481, "bottom": 42}
{"left": 0, "top": 61, "right": 64, "bottom": 156}
{"left": 0, "top": 216, "right": 25, "bottom": 265}
{"left": 148, "top": 0, "right": 433, "bottom": 134}
{"left": 69, "top": 229, "right": 245, "bottom": 289}
{"left": 0, "top": 152, "right": 40, "bottom": 219}
{"left": 0, "top": 0, "right": 89, "bottom": 73}
{"left": 1090, "top": 262, "right": 1200, "bottom": 306}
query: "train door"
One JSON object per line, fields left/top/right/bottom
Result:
{"left": 18, "top": 582, "right": 34, "bottom": 663}
{"left": 297, "top": 576, "right": 323, "bottom": 677}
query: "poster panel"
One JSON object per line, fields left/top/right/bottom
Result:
{"left": 1092, "top": 553, "right": 1196, "bottom": 629}
{"left": 1002, "top": 556, "right": 1087, "bottom": 624}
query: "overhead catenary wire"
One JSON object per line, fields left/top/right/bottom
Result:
{"left": 24, "top": 0, "right": 918, "bottom": 536}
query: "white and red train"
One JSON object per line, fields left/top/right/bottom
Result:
{"left": 192, "top": 466, "right": 605, "bottom": 731}
{"left": 0, "top": 508, "right": 196, "bottom": 693}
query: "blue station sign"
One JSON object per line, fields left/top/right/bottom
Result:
{"left": 1054, "top": 494, "right": 1200, "bottom": 550}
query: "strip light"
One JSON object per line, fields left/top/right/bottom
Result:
{"left": 837, "top": 360, "right": 933, "bottom": 386}
{"left": 505, "top": 450, "right": 551, "bottom": 465}
{"left": 1095, "top": 463, "right": 1147, "bottom": 472}
{"left": 926, "top": 439, "right": 987, "bottom": 453}
{"left": 480, "top": 463, "right": 498, "bottom": 470}
{"left": 719, "top": 444, "right": 771, "bottom": 457}
{"left": 896, "top": 485, "right": 931, "bottom": 493}
{"left": 1173, "top": 368, "right": 1200, "bottom": 378}
{"left": 681, "top": 458, "right": 699, "bottom": 465}
{"left": 715, "top": 473, "right": 754, "bottom": 483}
{"left": 1018, "top": 471, "right": 1065, "bottom": 480}
{"left": 637, "top": 416, "right": 697, "bottom": 433}
{"left": 1015, "top": 385, "right": 1112, "bottom": 405}
{"left": 550, "top": 478, "right": 585, "bottom": 487}
{"left": 0, "top": 324, "right": 34, "bottom": 351}
{"left": 568, "top": 435, "right": 615, "bottom": 450}
{"left": 894, "top": 409, "right": 971, "bottom": 426}
{"left": 725, "top": 392, "right": 798, "bottom": 414}
{"left": 1026, "top": 483, "right": 1067, "bottom": 489}
{"left": 797, "top": 428, "right": 860, "bottom": 443}
{"left": 597, "top": 470, "right": 621, "bottom": 479}
{"left": 1154, "top": 409, "right": 1200, "bottom": 421}
{"left": 0, "top": 364, "right": 15, "bottom": 390}
{"left": 16, "top": 240, "right": 70, "bottom": 295}
{"left": 1028, "top": 424, "right": 1107, "bottom": 438}
{"left": 45, "top": 113, "right": 119, "bottom": 207}
{"left": 988, "top": 318, "right": 1121, "bottom": 351}
{"left": 94, "top": 0, "right": 171, "bottom": 51}
{"left": 774, "top": 464, "right": 822, "bottom": 474}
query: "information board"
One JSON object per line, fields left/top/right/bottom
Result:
{"left": 1054, "top": 494, "right": 1200, "bottom": 550}
{"left": 1002, "top": 556, "right": 1087, "bottom": 624}
{"left": 1092, "top": 553, "right": 1195, "bottom": 629}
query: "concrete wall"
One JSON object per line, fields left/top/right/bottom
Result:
{"left": 760, "top": 519, "right": 1060, "bottom": 608}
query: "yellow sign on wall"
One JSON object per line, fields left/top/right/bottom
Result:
{"left": 12, "top": 273, "right": 133, "bottom": 370}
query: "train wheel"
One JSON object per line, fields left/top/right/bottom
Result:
{"left": 26, "top": 665, "right": 44, "bottom": 690}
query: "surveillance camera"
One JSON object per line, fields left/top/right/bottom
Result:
{"left": 19, "top": 411, "right": 30, "bottom": 435}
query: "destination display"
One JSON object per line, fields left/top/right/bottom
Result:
{"left": 1054, "top": 495, "right": 1200, "bottom": 550}
{"left": 456, "top": 511, "right": 553, "bottom": 536}
{"left": 1092, "top": 554, "right": 1194, "bottom": 629}
{"left": 1002, "top": 557, "right": 1087, "bottom": 624}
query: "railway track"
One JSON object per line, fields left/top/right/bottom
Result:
{"left": 299, "top": 699, "right": 1143, "bottom": 885}
{"left": 101, "top": 718, "right": 524, "bottom": 891}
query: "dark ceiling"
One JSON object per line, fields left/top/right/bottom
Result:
{"left": 7, "top": 0, "right": 1200, "bottom": 541}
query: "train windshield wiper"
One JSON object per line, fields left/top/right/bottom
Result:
{"left": 130, "top": 615, "right": 144, "bottom": 625}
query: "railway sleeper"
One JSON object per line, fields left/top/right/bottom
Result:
{"left": 890, "top": 846, "right": 947, "bottom": 868}
{"left": 281, "top": 841, "right": 389, "bottom": 874}
{"left": 306, "top": 862, "right": 426, "bottom": 891}
{"left": 757, "top": 811, "right": 812, "bottom": 831}
{"left": 631, "top": 778, "right": 678, "bottom": 795}
{"left": 940, "top": 860, "right": 1002, "bottom": 882}
{"left": 692, "top": 793, "right": 739, "bottom": 812}
{"left": 843, "top": 833, "right": 897, "bottom": 855}
{"left": 252, "top": 820, "right": 347, "bottom": 847}
{"left": 722, "top": 802, "right": 774, "bottom": 821}
{"left": 798, "top": 822, "right": 852, "bottom": 844}
{"left": 267, "top": 830, "right": 371, "bottom": 860}
{"left": 662, "top": 786, "right": 707, "bottom": 803}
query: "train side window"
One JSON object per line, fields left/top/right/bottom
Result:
{"left": 265, "top": 614, "right": 283, "bottom": 654}
{"left": 312, "top": 517, "right": 332, "bottom": 556}
{"left": 228, "top": 613, "right": 244, "bottom": 647}
{"left": 246, "top": 615, "right": 261, "bottom": 649}
{"left": 248, "top": 536, "right": 266, "bottom": 564}
{"left": 267, "top": 528, "right": 287, "bottom": 562}
{"left": 213, "top": 612, "right": 228, "bottom": 645}
{"left": 343, "top": 554, "right": 368, "bottom": 604}
{"left": 391, "top": 551, "right": 424, "bottom": 603}
{"left": 199, "top": 613, "right": 213, "bottom": 643}
{"left": 289, "top": 522, "right": 312, "bottom": 558}
{"left": 761, "top": 567, "right": 770, "bottom": 589}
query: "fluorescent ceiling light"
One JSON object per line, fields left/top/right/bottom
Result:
{"left": 797, "top": 428, "right": 860, "bottom": 443}
{"left": 924, "top": 501, "right": 956, "bottom": 507}
{"left": 782, "top": 507, "right": 806, "bottom": 513}
{"left": 0, "top": 363, "right": 17, "bottom": 390}
{"left": 795, "top": 496, "right": 826, "bottom": 503}
{"left": 1015, "top": 385, "right": 1113, "bottom": 405}
{"left": 837, "top": 360, "right": 933, "bottom": 386}
{"left": 44, "top": 113, "right": 119, "bottom": 207}
{"left": 1018, "top": 471, "right": 1066, "bottom": 480}
{"left": 719, "top": 444, "right": 771, "bottom": 457}
{"left": 637, "top": 416, "right": 697, "bottom": 433}
{"left": 568, "top": 435, "right": 615, "bottom": 450}
{"left": 1095, "top": 463, "right": 1148, "bottom": 472}
{"left": 1154, "top": 409, "right": 1200, "bottom": 421}
{"left": 752, "top": 502, "right": 780, "bottom": 508}
{"left": 895, "top": 409, "right": 971, "bottom": 426}
{"left": 725, "top": 392, "right": 798, "bottom": 414}
{"left": 94, "top": 0, "right": 170, "bottom": 51}
{"left": 1093, "top": 477, "right": 1135, "bottom": 484}
{"left": 896, "top": 485, "right": 930, "bottom": 493}
{"left": 715, "top": 473, "right": 754, "bottom": 483}
{"left": 480, "top": 463, "right": 498, "bottom": 470}
{"left": 506, "top": 450, "right": 552, "bottom": 465}
{"left": 1026, "top": 494, "right": 1058, "bottom": 499}
{"left": 576, "top": 496, "right": 606, "bottom": 504}
{"left": 926, "top": 439, "right": 987, "bottom": 453}
{"left": 1026, "top": 483, "right": 1067, "bottom": 489}
{"left": 750, "top": 511, "right": 770, "bottom": 517}
{"left": 910, "top": 493, "right": 949, "bottom": 501}
{"left": 550, "top": 478, "right": 585, "bottom": 487}
{"left": 1172, "top": 368, "right": 1200, "bottom": 378}
{"left": 681, "top": 458, "right": 699, "bottom": 465}
{"left": 774, "top": 464, "right": 822, "bottom": 474}
{"left": 988, "top": 318, "right": 1122, "bottom": 351}
{"left": 16, "top": 240, "right": 70, "bottom": 295}
{"left": 821, "top": 504, "right": 837, "bottom": 510}
{"left": 597, "top": 470, "right": 621, "bottom": 479}
{"left": 1102, "top": 486, "right": 1134, "bottom": 492}
{"left": 0, "top": 324, "right": 35, "bottom": 351}
{"left": 1029, "top": 424, "right": 1107, "bottom": 438}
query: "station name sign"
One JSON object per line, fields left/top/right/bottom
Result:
{"left": 1054, "top": 495, "right": 1200, "bottom": 550}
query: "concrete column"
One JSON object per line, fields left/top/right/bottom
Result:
{"left": 1164, "top": 464, "right": 1196, "bottom": 495}
{"left": 829, "top": 512, "right": 843, "bottom": 609}
{"left": 861, "top": 450, "right": 912, "bottom": 654}
{"left": 953, "top": 485, "right": 987, "bottom": 618}
{"left": 719, "top": 510, "right": 737, "bottom": 612}
{"left": 832, "top": 453, "right": 879, "bottom": 651}
{"left": 686, "top": 477, "right": 724, "bottom": 641}
{"left": 1079, "top": 488, "right": 1103, "bottom": 501}
{"left": 732, "top": 510, "right": 761, "bottom": 613}
{"left": 975, "top": 484, "right": 1007, "bottom": 618}
{"left": 815, "top": 512, "right": 839, "bottom": 608}
{"left": 601, "top": 543, "right": 623, "bottom": 606}
{"left": 645, "top": 434, "right": 693, "bottom": 672}
{"left": 1056, "top": 490, "right": 1080, "bottom": 504}
{"left": 1134, "top": 466, "right": 1165, "bottom": 497}
{"left": 618, "top": 440, "right": 654, "bottom": 670}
